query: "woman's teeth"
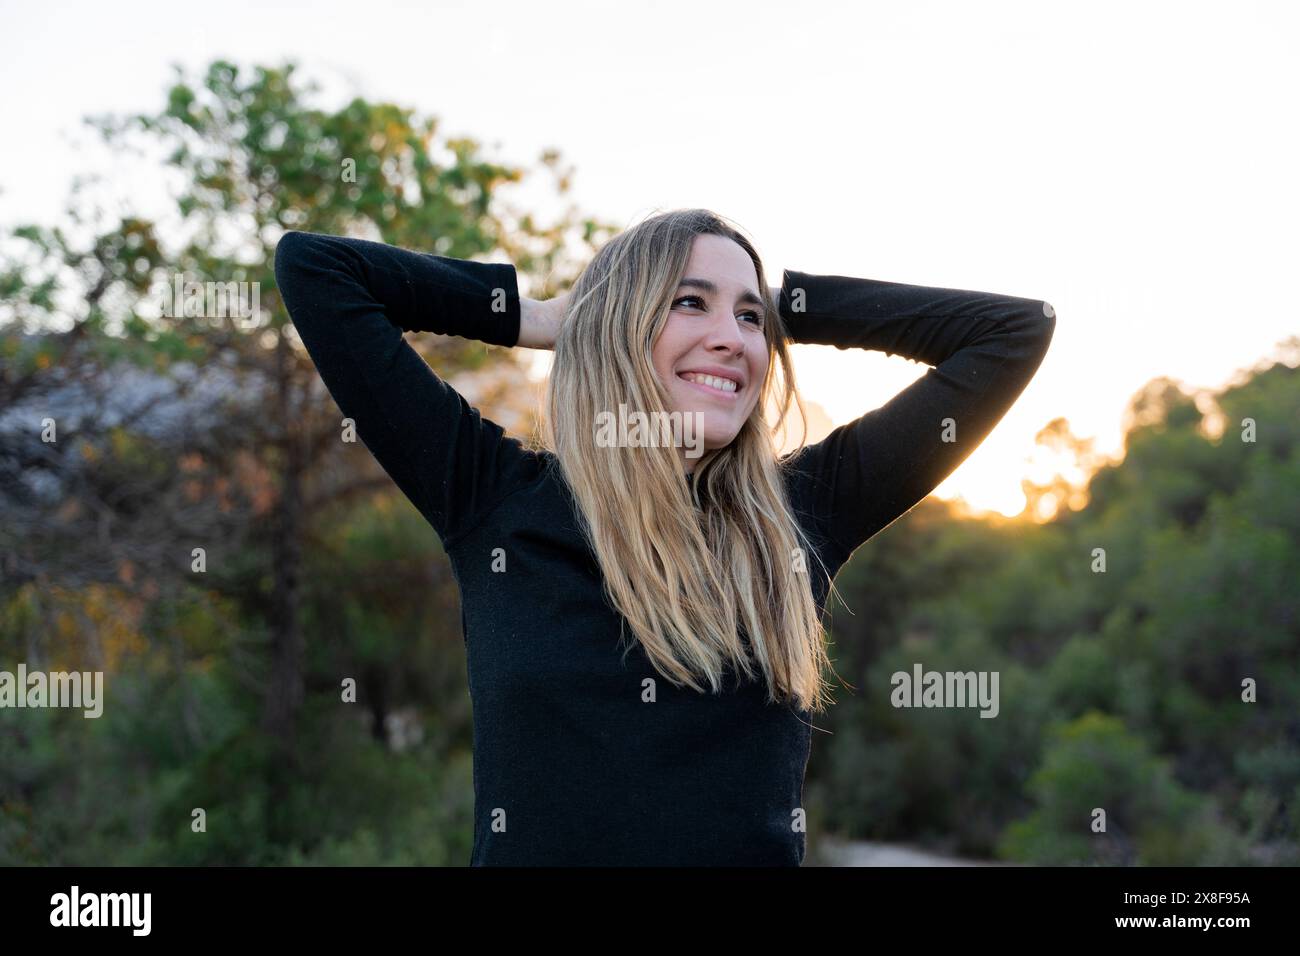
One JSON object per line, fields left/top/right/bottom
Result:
{"left": 680, "top": 372, "right": 738, "bottom": 393}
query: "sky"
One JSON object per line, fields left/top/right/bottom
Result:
{"left": 2, "top": 0, "right": 1296, "bottom": 517}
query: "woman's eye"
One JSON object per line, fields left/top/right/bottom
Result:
{"left": 675, "top": 296, "right": 764, "bottom": 328}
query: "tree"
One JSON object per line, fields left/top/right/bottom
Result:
{"left": 1, "top": 58, "right": 617, "bottom": 853}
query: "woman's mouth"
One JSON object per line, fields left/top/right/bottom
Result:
{"left": 677, "top": 371, "right": 741, "bottom": 399}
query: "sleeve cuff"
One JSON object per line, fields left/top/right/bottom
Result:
{"left": 777, "top": 268, "right": 811, "bottom": 342}
{"left": 474, "top": 261, "right": 522, "bottom": 348}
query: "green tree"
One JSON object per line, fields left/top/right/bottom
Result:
{"left": 998, "top": 711, "right": 1240, "bottom": 865}
{"left": 1, "top": 58, "right": 616, "bottom": 861}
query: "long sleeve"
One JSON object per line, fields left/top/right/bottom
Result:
{"left": 273, "top": 229, "right": 535, "bottom": 546}
{"left": 777, "top": 267, "right": 1056, "bottom": 569}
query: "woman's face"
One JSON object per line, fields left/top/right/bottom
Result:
{"left": 650, "top": 234, "right": 770, "bottom": 470}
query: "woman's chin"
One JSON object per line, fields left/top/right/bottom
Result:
{"left": 698, "top": 426, "right": 740, "bottom": 453}
{"left": 664, "top": 405, "right": 742, "bottom": 456}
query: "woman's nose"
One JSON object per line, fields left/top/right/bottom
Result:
{"left": 702, "top": 312, "right": 745, "bottom": 354}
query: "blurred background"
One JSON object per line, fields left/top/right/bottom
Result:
{"left": 1, "top": 0, "right": 1296, "bottom": 866}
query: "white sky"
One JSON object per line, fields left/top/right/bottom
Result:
{"left": 2, "top": 0, "right": 1296, "bottom": 516}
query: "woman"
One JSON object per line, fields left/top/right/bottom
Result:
{"left": 273, "top": 208, "right": 1056, "bottom": 866}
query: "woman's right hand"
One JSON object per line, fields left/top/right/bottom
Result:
{"left": 518, "top": 290, "right": 571, "bottom": 350}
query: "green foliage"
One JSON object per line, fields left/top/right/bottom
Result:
{"left": 1, "top": 56, "right": 609, "bottom": 867}
{"left": 813, "top": 350, "right": 1300, "bottom": 864}
{"left": 997, "top": 712, "right": 1240, "bottom": 865}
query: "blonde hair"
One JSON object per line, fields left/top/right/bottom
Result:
{"left": 537, "top": 208, "right": 841, "bottom": 713}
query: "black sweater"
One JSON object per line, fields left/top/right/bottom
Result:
{"left": 273, "top": 229, "right": 1055, "bottom": 866}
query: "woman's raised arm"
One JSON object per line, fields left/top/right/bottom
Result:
{"left": 517, "top": 289, "right": 570, "bottom": 349}
{"left": 273, "top": 230, "right": 537, "bottom": 547}
{"left": 776, "top": 268, "right": 1056, "bottom": 568}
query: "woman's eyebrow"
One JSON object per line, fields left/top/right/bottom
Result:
{"left": 677, "top": 277, "right": 767, "bottom": 312}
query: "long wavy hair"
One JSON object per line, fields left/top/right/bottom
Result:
{"left": 539, "top": 208, "right": 841, "bottom": 714}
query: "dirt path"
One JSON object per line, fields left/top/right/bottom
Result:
{"left": 815, "top": 838, "right": 1013, "bottom": 867}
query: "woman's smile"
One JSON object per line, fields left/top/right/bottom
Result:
{"left": 677, "top": 370, "right": 742, "bottom": 398}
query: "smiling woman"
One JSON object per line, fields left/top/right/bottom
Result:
{"left": 649, "top": 235, "right": 771, "bottom": 469}
{"left": 274, "top": 207, "right": 1055, "bottom": 866}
